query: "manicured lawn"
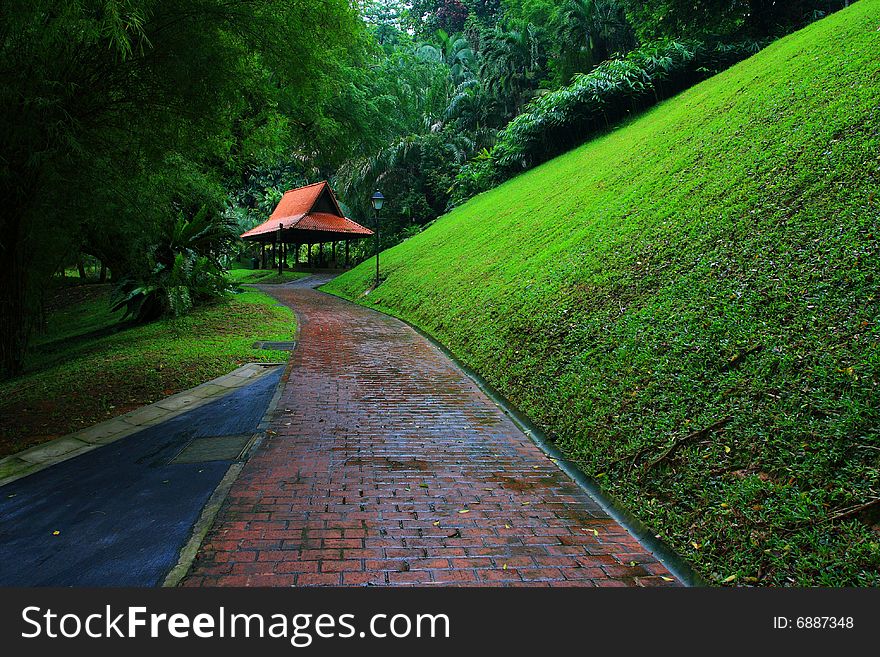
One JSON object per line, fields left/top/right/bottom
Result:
{"left": 325, "top": 1, "right": 880, "bottom": 586}
{"left": 228, "top": 268, "right": 310, "bottom": 285}
{"left": 0, "top": 285, "right": 294, "bottom": 457}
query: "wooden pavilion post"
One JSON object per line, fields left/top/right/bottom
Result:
{"left": 307, "top": 243, "right": 312, "bottom": 268}
{"left": 345, "top": 241, "right": 350, "bottom": 268}
{"left": 261, "top": 241, "right": 266, "bottom": 269}
{"left": 319, "top": 242, "right": 324, "bottom": 268}
{"left": 277, "top": 224, "right": 283, "bottom": 276}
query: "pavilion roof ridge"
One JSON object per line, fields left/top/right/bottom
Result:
{"left": 240, "top": 181, "right": 372, "bottom": 242}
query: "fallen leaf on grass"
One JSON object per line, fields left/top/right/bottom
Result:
{"left": 722, "top": 574, "right": 737, "bottom": 583}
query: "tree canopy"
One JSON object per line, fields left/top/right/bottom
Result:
{"left": 0, "top": 0, "right": 851, "bottom": 374}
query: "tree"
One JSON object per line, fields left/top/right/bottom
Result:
{"left": 0, "top": 0, "right": 365, "bottom": 375}
{"left": 617, "top": 0, "right": 847, "bottom": 41}
{"left": 550, "top": 0, "right": 635, "bottom": 84}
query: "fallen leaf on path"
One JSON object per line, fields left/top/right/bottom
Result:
{"left": 52, "top": 531, "right": 60, "bottom": 536}
{"left": 661, "top": 577, "right": 674, "bottom": 582}
{"left": 458, "top": 509, "right": 470, "bottom": 514}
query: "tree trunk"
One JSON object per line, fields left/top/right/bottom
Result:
{"left": 0, "top": 208, "right": 30, "bottom": 376}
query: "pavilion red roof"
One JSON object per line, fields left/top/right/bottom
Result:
{"left": 240, "top": 181, "right": 373, "bottom": 241}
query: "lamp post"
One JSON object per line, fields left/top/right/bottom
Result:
{"left": 370, "top": 191, "right": 384, "bottom": 289}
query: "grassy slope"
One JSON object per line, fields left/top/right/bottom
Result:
{"left": 326, "top": 1, "right": 880, "bottom": 586}
{"left": 0, "top": 287, "right": 294, "bottom": 456}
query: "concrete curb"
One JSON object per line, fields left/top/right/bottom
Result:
{"left": 162, "top": 305, "right": 301, "bottom": 587}
{"left": 0, "top": 362, "right": 284, "bottom": 489}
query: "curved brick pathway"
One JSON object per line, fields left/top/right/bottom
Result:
{"left": 182, "top": 278, "right": 679, "bottom": 587}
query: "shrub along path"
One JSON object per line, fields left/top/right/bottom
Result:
{"left": 182, "top": 278, "right": 679, "bottom": 587}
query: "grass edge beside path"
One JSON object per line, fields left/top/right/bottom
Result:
{"left": 0, "top": 287, "right": 295, "bottom": 457}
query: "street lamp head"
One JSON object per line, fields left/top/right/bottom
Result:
{"left": 371, "top": 190, "right": 385, "bottom": 211}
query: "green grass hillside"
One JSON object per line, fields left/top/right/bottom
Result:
{"left": 326, "top": 1, "right": 880, "bottom": 586}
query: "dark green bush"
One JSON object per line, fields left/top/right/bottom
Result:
{"left": 111, "top": 208, "right": 236, "bottom": 322}
{"left": 452, "top": 39, "right": 764, "bottom": 203}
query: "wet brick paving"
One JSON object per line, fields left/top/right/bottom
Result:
{"left": 182, "top": 278, "right": 679, "bottom": 587}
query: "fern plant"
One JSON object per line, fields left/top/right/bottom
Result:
{"left": 111, "top": 207, "right": 236, "bottom": 323}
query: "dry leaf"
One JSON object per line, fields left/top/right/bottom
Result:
{"left": 458, "top": 509, "right": 470, "bottom": 514}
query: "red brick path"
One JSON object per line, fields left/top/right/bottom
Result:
{"left": 182, "top": 281, "right": 679, "bottom": 587}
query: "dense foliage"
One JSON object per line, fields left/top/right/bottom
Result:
{"left": 332, "top": 0, "right": 847, "bottom": 255}
{"left": 0, "top": 0, "right": 365, "bottom": 374}
{"left": 326, "top": 0, "right": 880, "bottom": 585}
{"left": 452, "top": 38, "right": 764, "bottom": 200}
{"left": 1, "top": 1, "right": 849, "bottom": 374}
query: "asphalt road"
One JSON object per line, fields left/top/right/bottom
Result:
{"left": 0, "top": 367, "right": 283, "bottom": 586}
